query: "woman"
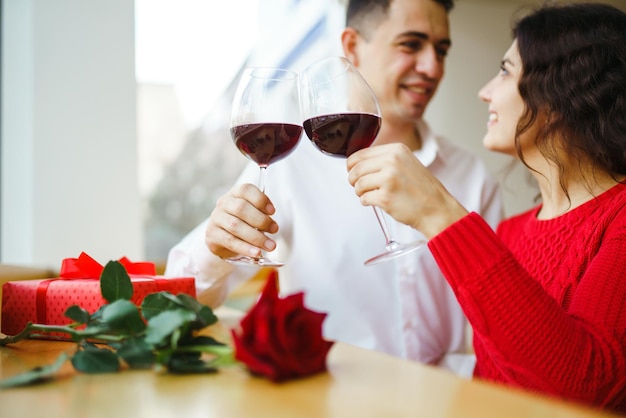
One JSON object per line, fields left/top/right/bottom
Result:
{"left": 347, "top": 2, "right": 626, "bottom": 413}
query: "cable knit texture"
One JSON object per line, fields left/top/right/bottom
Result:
{"left": 428, "top": 182, "right": 626, "bottom": 414}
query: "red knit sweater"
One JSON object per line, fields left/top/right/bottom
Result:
{"left": 428, "top": 182, "right": 626, "bottom": 413}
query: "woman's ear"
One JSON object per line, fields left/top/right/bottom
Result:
{"left": 341, "top": 27, "right": 360, "bottom": 66}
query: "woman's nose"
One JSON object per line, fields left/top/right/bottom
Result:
{"left": 478, "top": 79, "right": 493, "bottom": 103}
{"left": 414, "top": 46, "right": 443, "bottom": 80}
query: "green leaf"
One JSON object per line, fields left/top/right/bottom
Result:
{"left": 176, "top": 294, "right": 218, "bottom": 327}
{"left": 0, "top": 353, "right": 69, "bottom": 388}
{"left": 170, "top": 328, "right": 182, "bottom": 349}
{"left": 100, "top": 300, "right": 146, "bottom": 334}
{"left": 90, "top": 305, "right": 106, "bottom": 322}
{"left": 167, "top": 354, "right": 218, "bottom": 374}
{"left": 142, "top": 292, "right": 217, "bottom": 330}
{"left": 100, "top": 260, "right": 133, "bottom": 303}
{"left": 141, "top": 292, "right": 181, "bottom": 320}
{"left": 184, "top": 335, "right": 225, "bottom": 347}
{"left": 195, "top": 306, "right": 218, "bottom": 327}
{"left": 65, "top": 305, "right": 90, "bottom": 324}
{"left": 144, "top": 309, "right": 196, "bottom": 346}
{"left": 116, "top": 338, "right": 155, "bottom": 369}
{"left": 71, "top": 345, "right": 120, "bottom": 373}
{"left": 72, "top": 324, "right": 114, "bottom": 340}
{"left": 158, "top": 292, "right": 188, "bottom": 305}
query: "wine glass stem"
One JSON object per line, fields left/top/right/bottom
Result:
{"left": 372, "top": 206, "right": 396, "bottom": 250}
{"left": 258, "top": 166, "right": 267, "bottom": 193}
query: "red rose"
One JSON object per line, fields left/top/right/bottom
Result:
{"left": 231, "top": 270, "right": 334, "bottom": 382}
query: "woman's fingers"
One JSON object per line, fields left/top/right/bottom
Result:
{"left": 346, "top": 143, "right": 468, "bottom": 237}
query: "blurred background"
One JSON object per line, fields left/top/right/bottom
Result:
{"left": 2, "top": 0, "right": 625, "bottom": 268}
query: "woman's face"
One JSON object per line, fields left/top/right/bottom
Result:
{"left": 478, "top": 40, "right": 531, "bottom": 157}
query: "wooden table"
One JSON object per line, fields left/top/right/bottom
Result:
{"left": 0, "top": 336, "right": 616, "bottom": 418}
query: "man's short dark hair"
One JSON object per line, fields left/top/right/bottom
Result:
{"left": 346, "top": 0, "right": 455, "bottom": 31}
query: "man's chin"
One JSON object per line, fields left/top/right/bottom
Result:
{"left": 381, "top": 104, "right": 427, "bottom": 124}
{"left": 402, "top": 107, "right": 426, "bottom": 122}
{"left": 404, "top": 100, "right": 428, "bottom": 118}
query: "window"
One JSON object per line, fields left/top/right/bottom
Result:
{"left": 136, "top": 0, "right": 345, "bottom": 261}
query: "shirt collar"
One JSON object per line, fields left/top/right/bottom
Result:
{"left": 413, "top": 119, "right": 440, "bottom": 167}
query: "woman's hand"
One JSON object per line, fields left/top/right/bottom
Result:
{"left": 205, "top": 183, "right": 279, "bottom": 259}
{"left": 346, "top": 143, "right": 468, "bottom": 239}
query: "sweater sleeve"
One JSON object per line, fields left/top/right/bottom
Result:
{"left": 428, "top": 212, "right": 626, "bottom": 409}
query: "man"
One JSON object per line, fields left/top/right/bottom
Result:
{"left": 166, "top": 0, "right": 502, "bottom": 377}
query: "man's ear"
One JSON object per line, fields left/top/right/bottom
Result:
{"left": 341, "top": 27, "right": 360, "bottom": 66}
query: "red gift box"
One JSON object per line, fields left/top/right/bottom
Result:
{"left": 1, "top": 252, "right": 196, "bottom": 336}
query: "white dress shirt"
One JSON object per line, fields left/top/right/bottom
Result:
{"left": 166, "top": 120, "right": 503, "bottom": 377}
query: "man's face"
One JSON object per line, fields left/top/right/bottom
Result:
{"left": 349, "top": 0, "right": 450, "bottom": 126}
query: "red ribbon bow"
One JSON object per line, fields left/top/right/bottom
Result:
{"left": 36, "top": 252, "right": 158, "bottom": 324}
{"left": 59, "top": 252, "right": 156, "bottom": 278}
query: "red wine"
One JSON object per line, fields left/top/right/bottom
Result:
{"left": 231, "top": 122, "right": 302, "bottom": 167}
{"left": 303, "top": 112, "right": 381, "bottom": 157}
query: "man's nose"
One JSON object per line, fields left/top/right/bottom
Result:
{"left": 415, "top": 46, "right": 443, "bottom": 80}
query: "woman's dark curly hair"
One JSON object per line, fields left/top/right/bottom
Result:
{"left": 513, "top": 3, "right": 626, "bottom": 190}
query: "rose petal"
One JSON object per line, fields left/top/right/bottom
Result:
{"left": 233, "top": 271, "right": 334, "bottom": 382}
{"left": 231, "top": 329, "right": 278, "bottom": 379}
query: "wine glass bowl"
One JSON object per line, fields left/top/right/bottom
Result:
{"left": 300, "top": 56, "right": 381, "bottom": 158}
{"left": 303, "top": 113, "right": 381, "bottom": 157}
{"left": 228, "top": 67, "right": 303, "bottom": 267}
{"left": 300, "top": 56, "right": 423, "bottom": 266}
{"left": 232, "top": 123, "right": 302, "bottom": 167}
{"left": 231, "top": 68, "right": 302, "bottom": 167}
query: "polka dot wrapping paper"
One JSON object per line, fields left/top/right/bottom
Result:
{"left": 0, "top": 253, "right": 196, "bottom": 338}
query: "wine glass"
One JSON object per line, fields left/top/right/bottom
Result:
{"left": 228, "top": 67, "right": 303, "bottom": 267}
{"left": 300, "top": 56, "right": 423, "bottom": 266}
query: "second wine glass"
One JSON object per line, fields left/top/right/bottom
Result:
{"left": 229, "top": 67, "right": 303, "bottom": 267}
{"left": 300, "top": 56, "right": 423, "bottom": 266}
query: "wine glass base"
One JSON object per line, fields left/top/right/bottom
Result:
{"left": 364, "top": 241, "right": 424, "bottom": 266}
{"left": 225, "top": 255, "right": 284, "bottom": 267}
